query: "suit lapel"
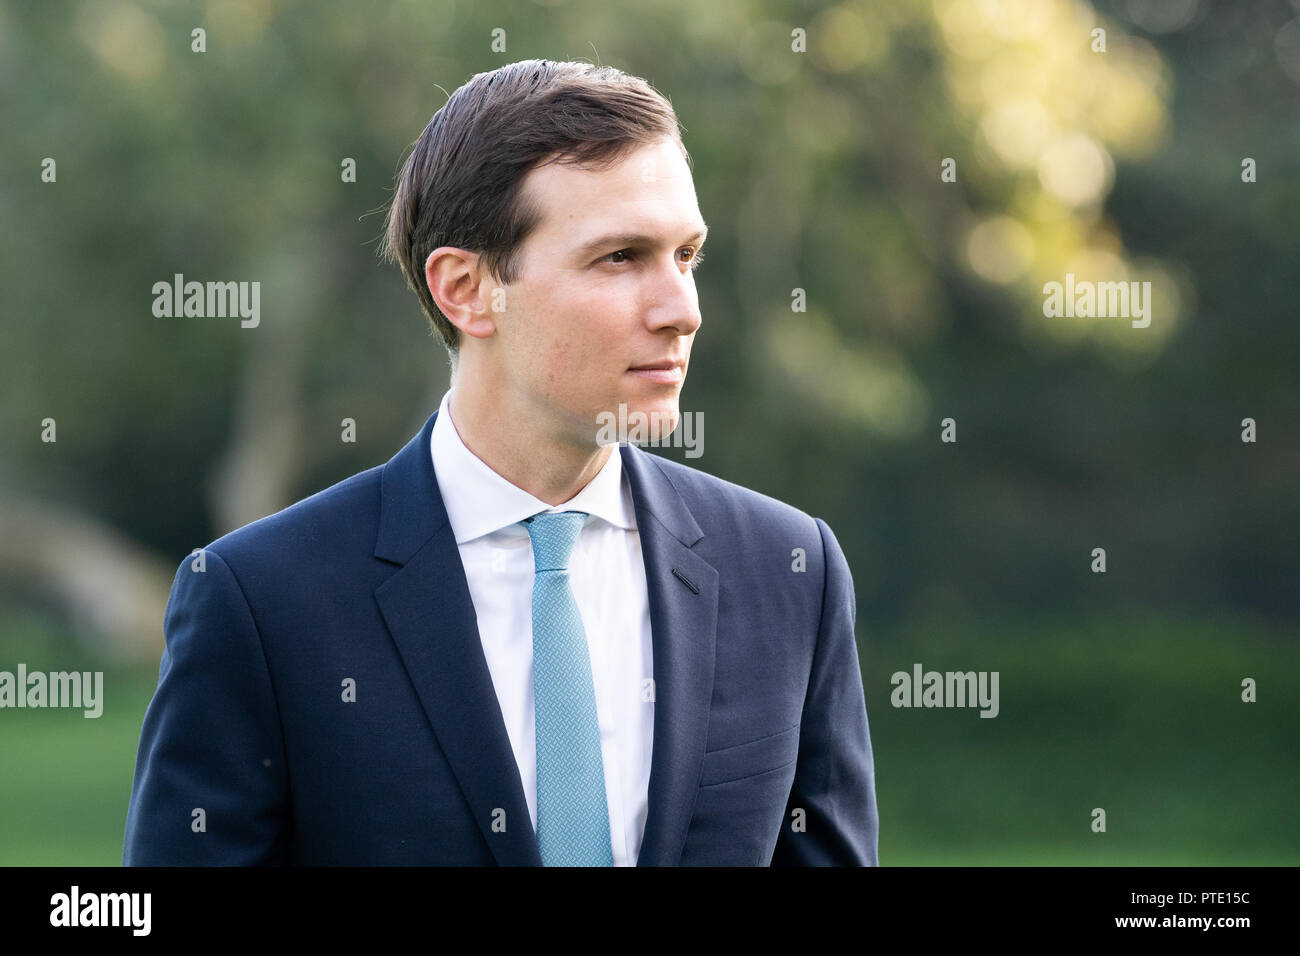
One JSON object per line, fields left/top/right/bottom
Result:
{"left": 373, "top": 410, "right": 540, "bottom": 866}
{"left": 620, "top": 442, "right": 719, "bottom": 866}
{"left": 371, "top": 409, "right": 718, "bottom": 867}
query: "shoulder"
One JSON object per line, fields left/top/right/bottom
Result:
{"left": 636, "top": 449, "right": 829, "bottom": 547}
{"left": 633, "top": 451, "right": 853, "bottom": 641}
{"left": 198, "top": 462, "right": 386, "bottom": 576}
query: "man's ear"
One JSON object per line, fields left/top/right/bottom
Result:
{"left": 425, "top": 247, "right": 499, "bottom": 341}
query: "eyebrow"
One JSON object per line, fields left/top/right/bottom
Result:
{"left": 573, "top": 225, "right": 708, "bottom": 261}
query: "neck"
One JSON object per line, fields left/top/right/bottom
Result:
{"left": 446, "top": 382, "right": 612, "bottom": 507}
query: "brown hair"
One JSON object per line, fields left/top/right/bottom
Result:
{"left": 379, "top": 59, "right": 688, "bottom": 367}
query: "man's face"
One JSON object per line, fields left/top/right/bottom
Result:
{"left": 488, "top": 135, "right": 705, "bottom": 447}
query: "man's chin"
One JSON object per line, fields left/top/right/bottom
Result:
{"left": 593, "top": 396, "right": 681, "bottom": 446}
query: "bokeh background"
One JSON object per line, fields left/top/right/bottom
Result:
{"left": 2, "top": 0, "right": 1297, "bottom": 865}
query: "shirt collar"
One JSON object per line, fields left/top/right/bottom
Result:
{"left": 430, "top": 388, "right": 636, "bottom": 545}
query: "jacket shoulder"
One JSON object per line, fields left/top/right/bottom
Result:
{"left": 638, "top": 450, "right": 824, "bottom": 540}
{"left": 198, "top": 463, "right": 385, "bottom": 571}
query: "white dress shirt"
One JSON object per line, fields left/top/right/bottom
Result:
{"left": 429, "top": 388, "right": 654, "bottom": 865}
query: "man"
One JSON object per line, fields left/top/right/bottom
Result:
{"left": 123, "top": 59, "right": 878, "bottom": 866}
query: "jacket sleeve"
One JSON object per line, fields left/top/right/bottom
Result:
{"left": 771, "top": 517, "right": 879, "bottom": 866}
{"left": 123, "top": 548, "right": 291, "bottom": 865}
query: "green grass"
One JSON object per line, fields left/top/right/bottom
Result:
{"left": 1, "top": 609, "right": 1296, "bottom": 865}
{"left": 0, "top": 670, "right": 158, "bottom": 865}
{"left": 869, "top": 609, "right": 1300, "bottom": 865}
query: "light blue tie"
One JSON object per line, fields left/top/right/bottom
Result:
{"left": 519, "top": 510, "right": 614, "bottom": 866}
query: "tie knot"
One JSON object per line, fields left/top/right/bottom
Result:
{"left": 520, "top": 511, "right": 589, "bottom": 572}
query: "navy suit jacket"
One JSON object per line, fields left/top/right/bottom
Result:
{"left": 123, "top": 408, "right": 879, "bottom": 865}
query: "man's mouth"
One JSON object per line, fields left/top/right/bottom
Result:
{"left": 628, "top": 360, "right": 685, "bottom": 384}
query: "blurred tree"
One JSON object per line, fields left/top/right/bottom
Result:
{"left": 0, "top": 0, "right": 1294, "bottom": 662}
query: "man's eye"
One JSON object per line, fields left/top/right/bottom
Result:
{"left": 599, "top": 247, "right": 705, "bottom": 269}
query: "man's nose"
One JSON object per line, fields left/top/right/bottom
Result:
{"left": 645, "top": 257, "right": 703, "bottom": 335}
